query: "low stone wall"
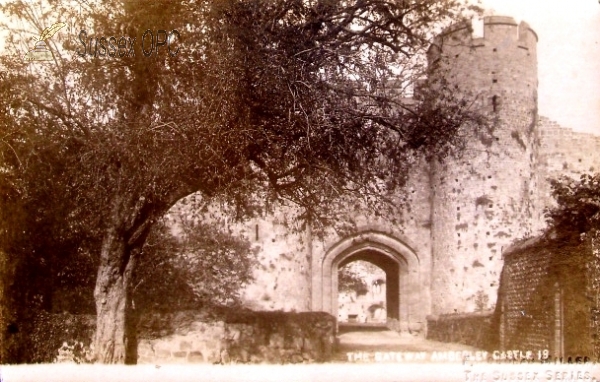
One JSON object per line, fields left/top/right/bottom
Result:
{"left": 137, "top": 310, "right": 336, "bottom": 364}
{"left": 426, "top": 311, "right": 495, "bottom": 350}
{"left": 22, "top": 309, "right": 336, "bottom": 364}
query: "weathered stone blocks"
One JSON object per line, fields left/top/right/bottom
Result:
{"left": 136, "top": 310, "right": 336, "bottom": 364}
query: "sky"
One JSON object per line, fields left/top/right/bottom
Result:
{"left": 479, "top": 0, "right": 600, "bottom": 135}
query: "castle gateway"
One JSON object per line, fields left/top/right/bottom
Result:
{"left": 179, "top": 16, "right": 600, "bottom": 334}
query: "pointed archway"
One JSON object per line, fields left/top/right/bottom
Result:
{"left": 311, "top": 230, "right": 426, "bottom": 332}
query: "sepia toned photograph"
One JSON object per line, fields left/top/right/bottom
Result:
{"left": 0, "top": 0, "right": 599, "bottom": 381}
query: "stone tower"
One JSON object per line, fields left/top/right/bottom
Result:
{"left": 428, "top": 16, "right": 539, "bottom": 314}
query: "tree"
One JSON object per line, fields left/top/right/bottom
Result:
{"left": 546, "top": 173, "right": 600, "bottom": 235}
{"left": 1, "top": 0, "right": 484, "bottom": 363}
{"left": 339, "top": 264, "right": 370, "bottom": 297}
{"left": 134, "top": 216, "right": 257, "bottom": 312}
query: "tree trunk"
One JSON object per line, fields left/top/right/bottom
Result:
{"left": 0, "top": 249, "right": 21, "bottom": 363}
{"left": 93, "top": 227, "right": 139, "bottom": 364}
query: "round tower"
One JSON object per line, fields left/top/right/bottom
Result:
{"left": 429, "top": 16, "right": 539, "bottom": 315}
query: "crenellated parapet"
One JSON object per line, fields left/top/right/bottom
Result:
{"left": 430, "top": 16, "right": 537, "bottom": 57}
{"left": 429, "top": 16, "right": 538, "bottom": 117}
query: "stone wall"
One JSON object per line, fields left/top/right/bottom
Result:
{"left": 426, "top": 312, "right": 496, "bottom": 351}
{"left": 497, "top": 233, "right": 595, "bottom": 359}
{"left": 138, "top": 310, "right": 336, "bottom": 364}
{"left": 534, "top": 118, "right": 600, "bottom": 231}
{"left": 236, "top": 210, "right": 312, "bottom": 312}
{"left": 22, "top": 309, "right": 335, "bottom": 364}
{"left": 166, "top": 198, "right": 313, "bottom": 314}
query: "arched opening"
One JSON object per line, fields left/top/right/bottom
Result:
{"left": 333, "top": 249, "right": 405, "bottom": 324}
{"left": 337, "top": 260, "right": 388, "bottom": 323}
{"left": 311, "top": 231, "right": 426, "bottom": 334}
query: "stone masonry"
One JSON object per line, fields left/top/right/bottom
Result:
{"left": 137, "top": 310, "right": 336, "bottom": 364}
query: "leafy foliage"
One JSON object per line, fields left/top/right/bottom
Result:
{"left": 339, "top": 267, "right": 369, "bottom": 296}
{"left": 0, "top": 0, "right": 485, "bottom": 237}
{"left": 546, "top": 173, "right": 600, "bottom": 235}
{"left": 134, "top": 218, "right": 257, "bottom": 311}
{"left": 23, "top": 311, "right": 95, "bottom": 364}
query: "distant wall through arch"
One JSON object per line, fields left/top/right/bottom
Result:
{"left": 338, "top": 251, "right": 401, "bottom": 321}
{"left": 311, "top": 231, "right": 428, "bottom": 333}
